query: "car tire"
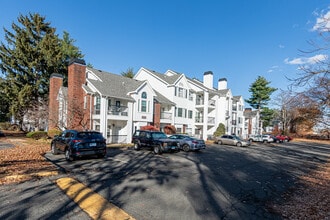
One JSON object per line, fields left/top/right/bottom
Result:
{"left": 153, "top": 145, "right": 162, "bottom": 155}
{"left": 51, "top": 143, "right": 58, "bottom": 155}
{"left": 182, "top": 144, "right": 190, "bottom": 152}
{"left": 65, "top": 148, "right": 74, "bottom": 161}
{"left": 134, "top": 142, "right": 140, "bottom": 151}
{"left": 236, "top": 142, "right": 242, "bottom": 147}
{"left": 218, "top": 140, "right": 222, "bottom": 145}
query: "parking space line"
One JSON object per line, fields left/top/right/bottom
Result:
{"left": 56, "top": 177, "right": 135, "bottom": 220}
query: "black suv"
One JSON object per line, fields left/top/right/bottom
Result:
{"left": 132, "top": 130, "right": 179, "bottom": 154}
{"left": 51, "top": 130, "right": 107, "bottom": 161}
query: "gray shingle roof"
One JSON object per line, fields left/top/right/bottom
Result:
{"left": 154, "top": 91, "right": 175, "bottom": 106}
{"left": 86, "top": 67, "right": 145, "bottom": 101}
{"left": 144, "top": 68, "right": 181, "bottom": 85}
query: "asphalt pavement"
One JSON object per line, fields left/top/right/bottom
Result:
{"left": 1, "top": 141, "right": 329, "bottom": 219}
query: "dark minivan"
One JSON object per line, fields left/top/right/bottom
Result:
{"left": 51, "top": 130, "right": 107, "bottom": 161}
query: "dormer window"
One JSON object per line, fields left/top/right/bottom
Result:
{"left": 142, "top": 92, "right": 147, "bottom": 99}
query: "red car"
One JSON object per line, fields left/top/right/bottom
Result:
{"left": 275, "top": 135, "right": 292, "bottom": 142}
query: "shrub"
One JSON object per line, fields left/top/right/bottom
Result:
{"left": 213, "top": 123, "right": 225, "bottom": 137}
{"left": 47, "top": 128, "right": 61, "bottom": 138}
{"left": 26, "top": 131, "right": 48, "bottom": 140}
{"left": 0, "top": 122, "right": 11, "bottom": 130}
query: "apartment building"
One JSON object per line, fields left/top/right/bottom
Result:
{"left": 134, "top": 68, "right": 246, "bottom": 140}
{"left": 49, "top": 59, "right": 249, "bottom": 143}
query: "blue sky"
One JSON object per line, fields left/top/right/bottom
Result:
{"left": 1, "top": 0, "right": 329, "bottom": 104}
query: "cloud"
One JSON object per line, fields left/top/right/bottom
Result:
{"left": 284, "top": 54, "right": 328, "bottom": 65}
{"left": 278, "top": 44, "right": 285, "bottom": 49}
{"left": 312, "top": 10, "right": 330, "bottom": 32}
{"left": 267, "top": 65, "right": 280, "bottom": 73}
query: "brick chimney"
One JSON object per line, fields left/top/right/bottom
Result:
{"left": 48, "top": 73, "right": 63, "bottom": 130}
{"left": 67, "top": 59, "right": 87, "bottom": 129}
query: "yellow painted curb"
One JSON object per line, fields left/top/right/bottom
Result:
{"left": 56, "top": 177, "right": 135, "bottom": 220}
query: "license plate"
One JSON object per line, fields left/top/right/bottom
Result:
{"left": 90, "top": 143, "right": 97, "bottom": 147}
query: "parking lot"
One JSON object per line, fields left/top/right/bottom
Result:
{"left": 1, "top": 141, "right": 329, "bottom": 219}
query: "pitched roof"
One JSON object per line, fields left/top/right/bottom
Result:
{"left": 154, "top": 91, "right": 175, "bottom": 106}
{"left": 244, "top": 110, "right": 258, "bottom": 118}
{"left": 86, "top": 67, "right": 145, "bottom": 101}
{"left": 144, "top": 68, "right": 181, "bottom": 85}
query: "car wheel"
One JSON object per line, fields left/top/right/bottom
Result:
{"left": 182, "top": 144, "right": 190, "bottom": 152}
{"left": 51, "top": 143, "right": 58, "bottom": 155}
{"left": 65, "top": 148, "right": 74, "bottom": 161}
{"left": 236, "top": 142, "right": 242, "bottom": 147}
{"left": 134, "top": 142, "right": 140, "bottom": 151}
{"left": 263, "top": 140, "right": 267, "bottom": 144}
{"left": 218, "top": 140, "right": 222, "bottom": 145}
{"left": 153, "top": 145, "right": 162, "bottom": 155}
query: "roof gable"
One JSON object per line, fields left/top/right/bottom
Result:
{"left": 86, "top": 67, "right": 145, "bottom": 100}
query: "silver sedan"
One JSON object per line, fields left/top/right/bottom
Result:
{"left": 215, "top": 135, "right": 250, "bottom": 147}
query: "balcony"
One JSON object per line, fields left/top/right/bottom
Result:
{"left": 160, "top": 112, "right": 172, "bottom": 120}
{"left": 196, "top": 98, "right": 204, "bottom": 105}
{"left": 107, "top": 105, "right": 128, "bottom": 116}
{"left": 195, "top": 117, "right": 203, "bottom": 123}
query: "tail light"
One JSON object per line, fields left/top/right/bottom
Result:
{"left": 72, "top": 140, "right": 82, "bottom": 143}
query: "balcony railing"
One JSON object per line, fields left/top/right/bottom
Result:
{"left": 195, "top": 117, "right": 203, "bottom": 123}
{"left": 196, "top": 99, "right": 204, "bottom": 105}
{"left": 160, "top": 112, "right": 172, "bottom": 120}
{"left": 208, "top": 117, "right": 215, "bottom": 124}
{"left": 108, "top": 105, "right": 128, "bottom": 116}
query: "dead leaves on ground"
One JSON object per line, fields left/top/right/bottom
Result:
{"left": 0, "top": 137, "right": 58, "bottom": 185}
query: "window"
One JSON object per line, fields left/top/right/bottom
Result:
{"left": 175, "top": 86, "right": 188, "bottom": 99}
{"left": 95, "top": 96, "right": 101, "bottom": 110}
{"left": 178, "top": 108, "right": 183, "bottom": 117}
{"left": 188, "top": 110, "right": 193, "bottom": 119}
{"left": 140, "top": 92, "right": 148, "bottom": 112}
{"left": 141, "top": 100, "right": 147, "bottom": 112}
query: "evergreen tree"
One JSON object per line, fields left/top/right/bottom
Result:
{"left": 260, "top": 107, "right": 275, "bottom": 129}
{"left": 213, "top": 123, "right": 226, "bottom": 137}
{"left": 121, "top": 67, "right": 135, "bottom": 78}
{"left": 245, "top": 76, "right": 277, "bottom": 134}
{"left": 0, "top": 13, "right": 83, "bottom": 127}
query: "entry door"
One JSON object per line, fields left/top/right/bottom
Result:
{"left": 112, "top": 126, "right": 120, "bottom": 143}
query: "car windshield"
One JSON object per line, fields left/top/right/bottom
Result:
{"left": 77, "top": 132, "right": 103, "bottom": 139}
{"left": 151, "top": 132, "right": 168, "bottom": 139}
